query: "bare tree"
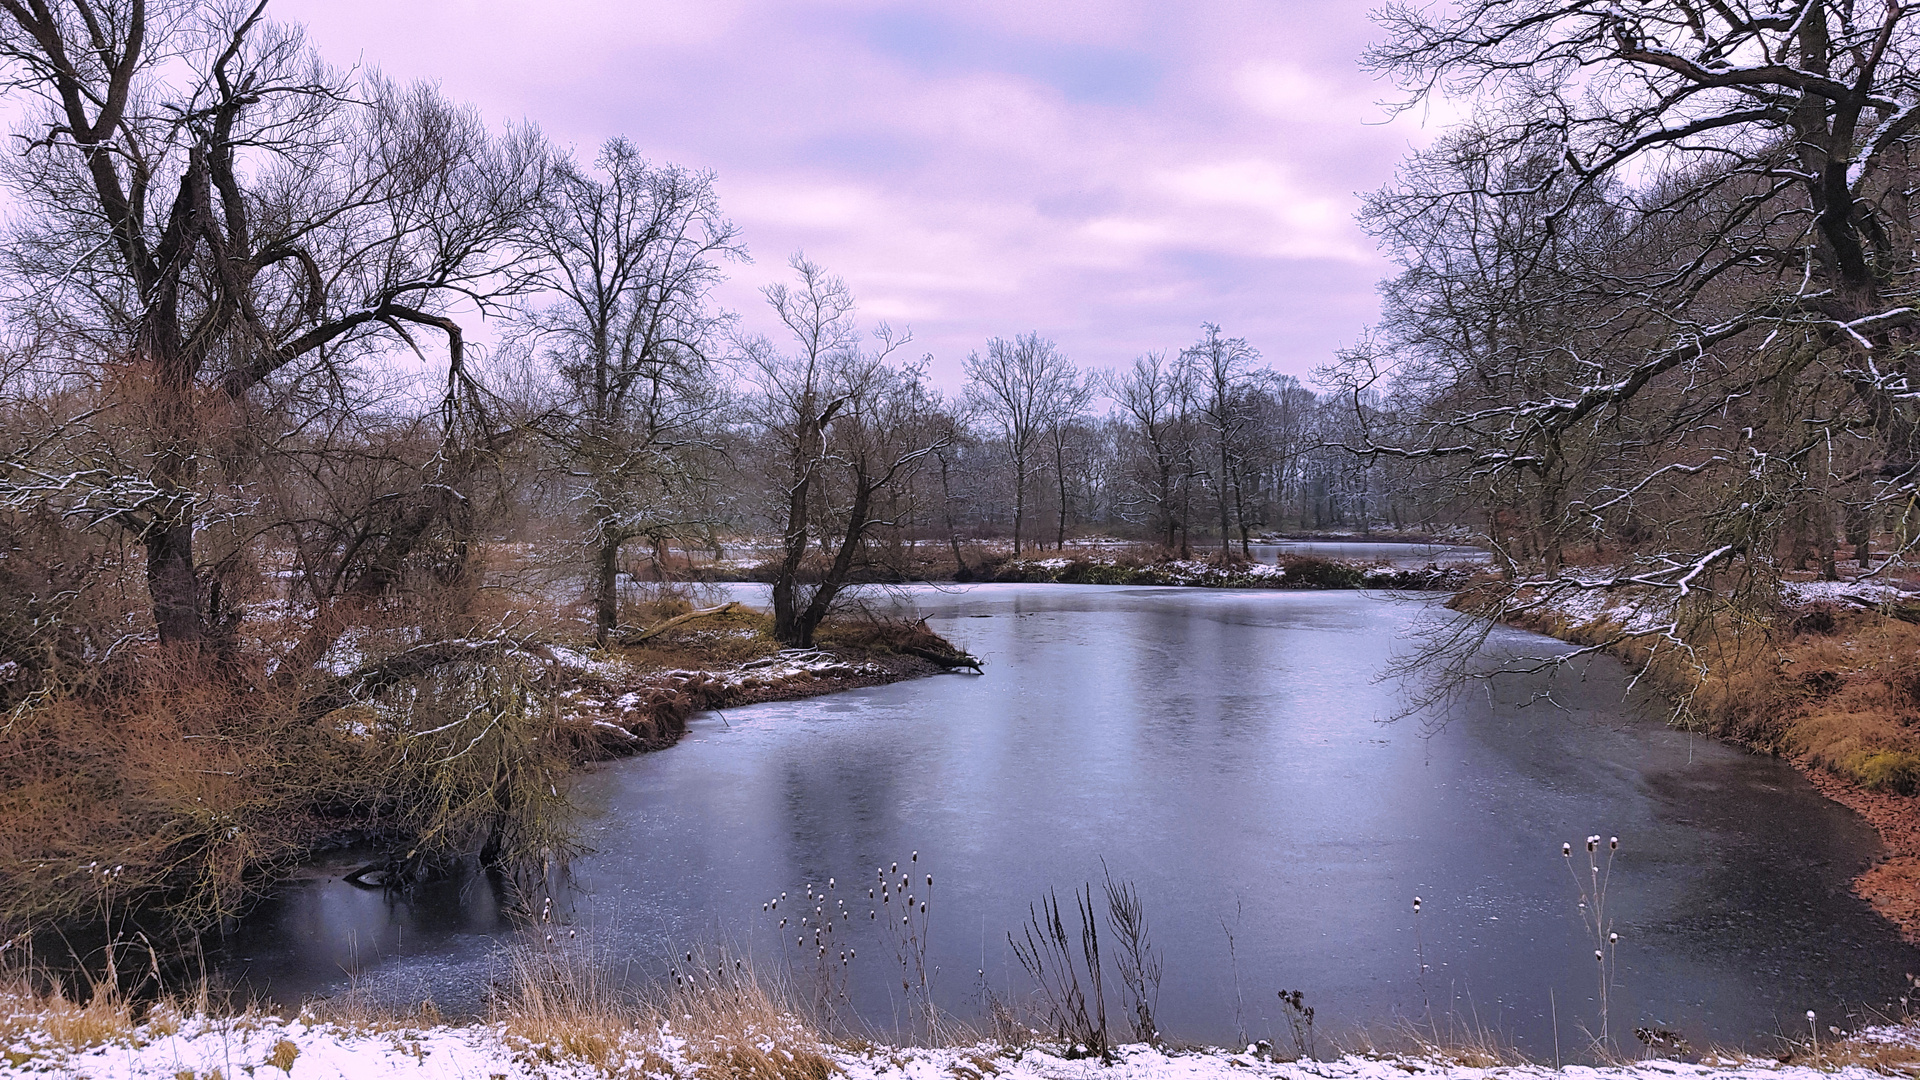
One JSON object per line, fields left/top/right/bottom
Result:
{"left": 1103, "top": 351, "right": 1195, "bottom": 553}
{"left": 522, "top": 138, "right": 743, "bottom": 643}
{"left": 0, "top": 2, "right": 546, "bottom": 648}
{"left": 740, "top": 255, "right": 947, "bottom": 646}
{"left": 966, "top": 332, "right": 1077, "bottom": 555}
{"left": 1345, "top": 0, "right": 1920, "bottom": 610}
{"left": 929, "top": 395, "right": 977, "bottom": 576}
{"left": 1184, "top": 324, "right": 1262, "bottom": 559}
{"left": 1046, "top": 370, "right": 1094, "bottom": 549}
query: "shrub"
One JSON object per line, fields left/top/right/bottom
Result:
{"left": 1852, "top": 750, "right": 1920, "bottom": 794}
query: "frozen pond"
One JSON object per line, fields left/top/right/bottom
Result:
{"left": 224, "top": 584, "right": 1915, "bottom": 1056}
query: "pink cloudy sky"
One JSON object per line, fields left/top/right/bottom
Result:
{"left": 274, "top": 0, "right": 1441, "bottom": 389}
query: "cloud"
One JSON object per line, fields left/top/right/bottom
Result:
{"left": 272, "top": 0, "right": 1436, "bottom": 387}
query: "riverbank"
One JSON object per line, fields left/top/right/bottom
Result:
{"left": 695, "top": 534, "right": 1483, "bottom": 590}
{"left": 1463, "top": 574, "right": 1920, "bottom": 941}
{"left": 9, "top": 999, "right": 1916, "bottom": 1079}
{"left": 541, "top": 607, "right": 981, "bottom": 759}
{"left": 712, "top": 552, "right": 1477, "bottom": 590}
{"left": 981, "top": 555, "right": 1475, "bottom": 590}
{"left": 0, "top": 602, "right": 977, "bottom": 955}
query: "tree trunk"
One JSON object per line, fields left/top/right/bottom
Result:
{"left": 1218, "top": 439, "right": 1232, "bottom": 561}
{"left": 593, "top": 531, "right": 620, "bottom": 646}
{"left": 1056, "top": 444, "right": 1069, "bottom": 550}
{"left": 1158, "top": 452, "right": 1176, "bottom": 551}
{"left": 145, "top": 365, "right": 204, "bottom": 646}
{"left": 145, "top": 522, "right": 202, "bottom": 646}
{"left": 939, "top": 452, "right": 969, "bottom": 577}
{"left": 1012, "top": 457, "right": 1026, "bottom": 556}
{"left": 771, "top": 446, "right": 814, "bottom": 645}
{"left": 791, "top": 476, "right": 873, "bottom": 647}
{"left": 1845, "top": 501, "right": 1872, "bottom": 568}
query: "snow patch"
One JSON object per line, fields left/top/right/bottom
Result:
{"left": 20, "top": 1014, "right": 1919, "bottom": 1080}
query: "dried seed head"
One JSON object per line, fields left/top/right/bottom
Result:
{"left": 1562, "top": 843, "right": 1572, "bottom": 857}
{"left": 911, "top": 851, "right": 918, "bottom": 861}
{"left": 920, "top": 902, "right": 927, "bottom": 913}
{"left": 1609, "top": 932, "right": 1618, "bottom": 943}
{"left": 1595, "top": 950, "right": 1603, "bottom": 961}
{"left": 1609, "top": 837, "right": 1618, "bottom": 850}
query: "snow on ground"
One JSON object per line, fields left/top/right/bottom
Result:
{"left": 1511, "top": 570, "right": 1920, "bottom": 640}
{"left": 1779, "top": 579, "right": 1918, "bottom": 608}
{"left": 1524, "top": 584, "right": 1679, "bottom": 636}
{"left": 19, "top": 1015, "right": 1920, "bottom": 1080}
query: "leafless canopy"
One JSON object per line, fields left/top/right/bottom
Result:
{"left": 0, "top": 0, "right": 546, "bottom": 647}
{"left": 1335, "top": 0, "right": 1920, "bottom": 610}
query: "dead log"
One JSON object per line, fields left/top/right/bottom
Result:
{"left": 618, "top": 601, "right": 745, "bottom": 645}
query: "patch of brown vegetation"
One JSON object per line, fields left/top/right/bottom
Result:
{"left": 494, "top": 939, "right": 838, "bottom": 1080}
{"left": 549, "top": 609, "right": 971, "bottom": 762}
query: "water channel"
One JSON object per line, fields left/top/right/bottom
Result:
{"left": 224, "top": 579, "right": 1917, "bottom": 1056}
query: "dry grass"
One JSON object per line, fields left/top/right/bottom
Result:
{"left": 493, "top": 939, "right": 837, "bottom": 1080}
{"left": 1747, "top": 1011, "right": 1920, "bottom": 1074}
{"left": 0, "top": 976, "right": 135, "bottom": 1056}
{"left": 616, "top": 603, "right": 783, "bottom": 672}
{"left": 1334, "top": 1020, "right": 1534, "bottom": 1070}
{"left": 0, "top": 640, "right": 579, "bottom": 942}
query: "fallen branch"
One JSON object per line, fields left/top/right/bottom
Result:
{"left": 902, "top": 644, "right": 984, "bottom": 672}
{"left": 618, "top": 601, "right": 744, "bottom": 645}
{"left": 298, "top": 638, "right": 526, "bottom": 722}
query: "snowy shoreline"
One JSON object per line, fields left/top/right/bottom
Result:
{"left": 14, "top": 1011, "right": 1918, "bottom": 1079}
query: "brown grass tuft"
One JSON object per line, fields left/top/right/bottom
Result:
{"left": 492, "top": 938, "right": 837, "bottom": 1080}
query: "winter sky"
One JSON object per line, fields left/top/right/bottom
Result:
{"left": 274, "top": 0, "right": 1444, "bottom": 390}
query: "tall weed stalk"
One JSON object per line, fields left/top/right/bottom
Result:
{"left": 1565, "top": 834, "right": 1621, "bottom": 1050}
{"left": 1009, "top": 886, "right": 1109, "bottom": 1059}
